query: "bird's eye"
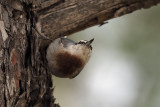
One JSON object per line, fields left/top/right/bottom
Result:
{"left": 78, "top": 41, "right": 82, "bottom": 44}
{"left": 81, "top": 42, "right": 85, "bottom": 44}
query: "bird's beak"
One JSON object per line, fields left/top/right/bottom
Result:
{"left": 86, "top": 38, "right": 94, "bottom": 46}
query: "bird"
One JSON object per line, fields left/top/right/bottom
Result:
{"left": 46, "top": 37, "right": 94, "bottom": 79}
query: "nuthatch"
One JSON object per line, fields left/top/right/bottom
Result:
{"left": 46, "top": 37, "right": 94, "bottom": 79}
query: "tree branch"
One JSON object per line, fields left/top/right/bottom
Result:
{"left": 38, "top": 0, "right": 160, "bottom": 39}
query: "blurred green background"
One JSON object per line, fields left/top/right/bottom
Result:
{"left": 52, "top": 4, "right": 160, "bottom": 107}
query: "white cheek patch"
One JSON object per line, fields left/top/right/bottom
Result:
{"left": 79, "top": 40, "right": 87, "bottom": 43}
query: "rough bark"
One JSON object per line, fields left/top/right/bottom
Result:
{"left": 0, "top": 0, "right": 160, "bottom": 107}
{"left": 0, "top": 1, "right": 59, "bottom": 107}
{"left": 37, "top": 0, "right": 160, "bottom": 39}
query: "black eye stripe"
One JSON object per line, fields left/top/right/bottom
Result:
{"left": 90, "top": 46, "right": 92, "bottom": 50}
{"left": 78, "top": 40, "right": 87, "bottom": 44}
{"left": 80, "top": 42, "right": 85, "bottom": 44}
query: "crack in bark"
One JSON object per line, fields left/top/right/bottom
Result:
{"left": 38, "top": 0, "right": 65, "bottom": 16}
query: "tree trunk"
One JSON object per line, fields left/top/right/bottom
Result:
{"left": 0, "top": 0, "right": 160, "bottom": 107}
{"left": 0, "top": 1, "right": 58, "bottom": 107}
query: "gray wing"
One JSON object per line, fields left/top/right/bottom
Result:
{"left": 60, "top": 38, "right": 76, "bottom": 48}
